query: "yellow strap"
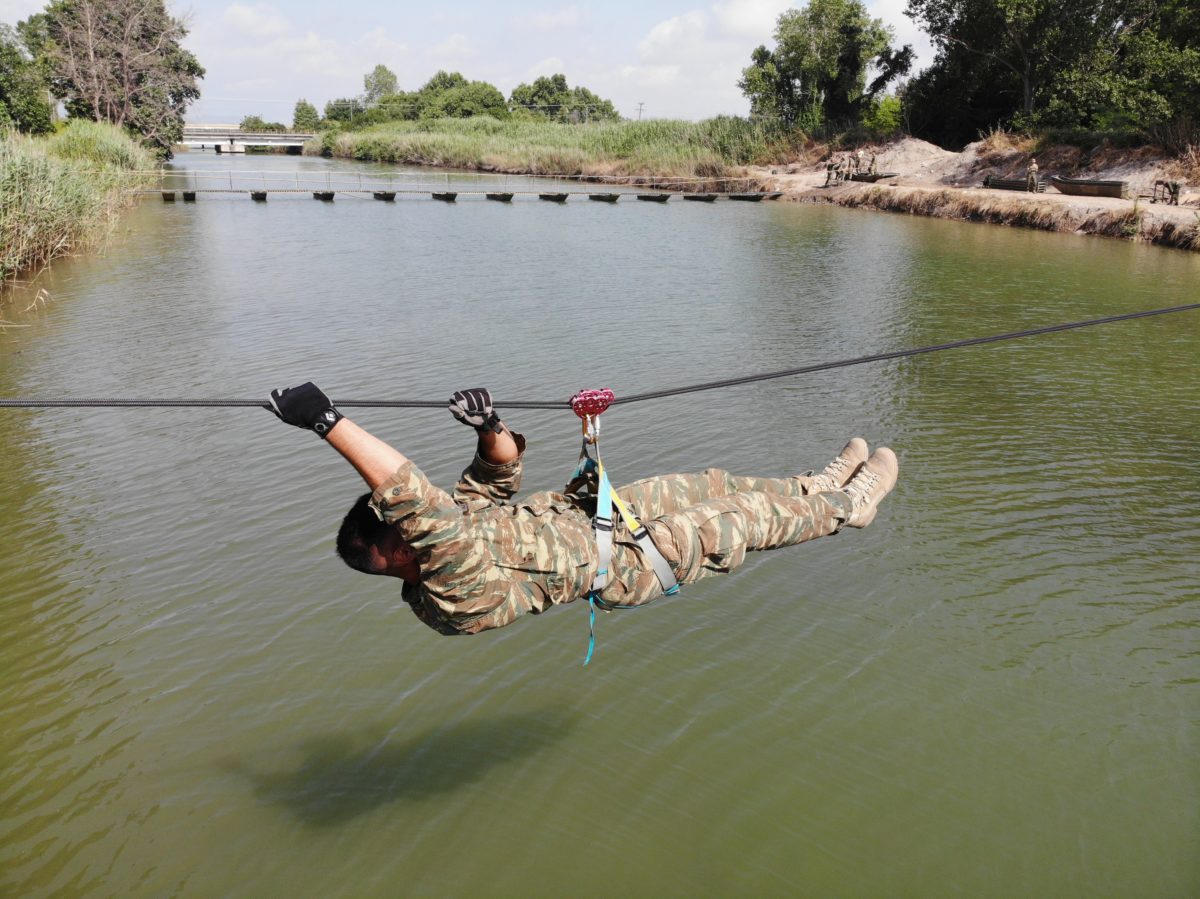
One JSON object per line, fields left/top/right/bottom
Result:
{"left": 596, "top": 459, "right": 642, "bottom": 532}
{"left": 610, "top": 491, "right": 642, "bottom": 532}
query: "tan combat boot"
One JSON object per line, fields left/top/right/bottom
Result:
{"left": 842, "top": 447, "right": 899, "bottom": 527}
{"left": 807, "top": 437, "right": 869, "bottom": 493}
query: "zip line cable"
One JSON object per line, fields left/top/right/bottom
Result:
{"left": 1, "top": 303, "right": 1195, "bottom": 411}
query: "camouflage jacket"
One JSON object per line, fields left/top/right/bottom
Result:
{"left": 370, "top": 434, "right": 598, "bottom": 635}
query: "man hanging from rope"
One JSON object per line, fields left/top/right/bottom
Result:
{"left": 268, "top": 382, "right": 898, "bottom": 638}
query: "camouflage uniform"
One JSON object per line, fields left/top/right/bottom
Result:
{"left": 370, "top": 434, "right": 853, "bottom": 635}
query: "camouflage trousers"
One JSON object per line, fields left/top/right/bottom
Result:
{"left": 596, "top": 469, "right": 854, "bottom": 607}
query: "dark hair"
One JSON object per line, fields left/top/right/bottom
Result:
{"left": 336, "top": 492, "right": 390, "bottom": 573}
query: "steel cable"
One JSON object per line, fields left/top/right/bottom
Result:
{"left": 0, "top": 303, "right": 1195, "bottom": 411}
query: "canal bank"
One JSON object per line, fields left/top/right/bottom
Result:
{"left": 308, "top": 123, "right": 1198, "bottom": 251}
{"left": 748, "top": 137, "right": 1199, "bottom": 251}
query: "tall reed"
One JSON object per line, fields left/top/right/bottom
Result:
{"left": 308, "top": 116, "right": 803, "bottom": 181}
{"left": 1, "top": 122, "right": 152, "bottom": 288}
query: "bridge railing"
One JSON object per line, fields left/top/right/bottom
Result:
{"left": 181, "top": 128, "right": 316, "bottom": 141}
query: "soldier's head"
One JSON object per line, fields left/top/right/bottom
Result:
{"left": 336, "top": 493, "right": 420, "bottom": 583}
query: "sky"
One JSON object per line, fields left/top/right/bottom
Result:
{"left": 0, "top": 0, "right": 935, "bottom": 123}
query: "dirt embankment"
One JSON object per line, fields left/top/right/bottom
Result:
{"left": 747, "top": 138, "right": 1200, "bottom": 251}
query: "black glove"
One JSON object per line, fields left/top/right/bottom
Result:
{"left": 269, "top": 382, "right": 344, "bottom": 438}
{"left": 448, "top": 387, "right": 503, "bottom": 433}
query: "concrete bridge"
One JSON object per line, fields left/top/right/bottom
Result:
{"left": 181, "top": 124, "right": 316, "bottom": 154}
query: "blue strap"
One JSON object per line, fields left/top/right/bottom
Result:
{"left": 584, "top": 594, "right": 598, "bottom": 665}
{"left": 576, "top": 436, "right": 680, "bottom": 664}
{"left": 592, "top": 467, "right": 614, "bottom": 591}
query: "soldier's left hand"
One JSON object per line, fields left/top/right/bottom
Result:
{"left": 268, "top": 382, "right": 344, "bottom": 438}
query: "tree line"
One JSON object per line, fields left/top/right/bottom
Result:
{"left": 1, "top": 0, "right": 202, "bottom": 157}
{"left": 4, "top": 0, "right": 1196, "bottom": 157}
{"left": 264, "top": 67, "right": 620, "bottom": 133}
{"left": 740, "top": 0, "right": 1199, "bottom": 150}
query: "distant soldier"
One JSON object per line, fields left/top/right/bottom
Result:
{"left": 1027, "top": 159, "right": 1039, "bottom": 191}
{"left": 855, "top": 149, "right": 865, "bottom": 173}
{"left": 267, "top": 383, "right": 898, "bottom": 638}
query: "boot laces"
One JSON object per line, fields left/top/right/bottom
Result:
{"left": 846, "top": 468, "right": 880, "bottom": 508}
{"left": 824, "top": 455, "right": 851, "bottom": 477}
{"left": 810, "top": 454, "right": 852, "bottom": 490}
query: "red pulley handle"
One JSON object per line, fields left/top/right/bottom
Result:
{"left": 570, "top": 388, "right": 615, "bottom": 418}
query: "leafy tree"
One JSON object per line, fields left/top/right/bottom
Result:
{"left": 568, "top": 85, "right": 619, "bottom": 122}
{"left": 406, "top": 71, "right": 509, "bottom": 119}
{"left": 0, "top": 24, "right": 54, "bottom": 133}
{"left": 292, "top": 98, "right": 319, "bottom": 130}
{"left": 740, "top": 0, "right": 910, "bottom": 128}
{"left": 374, "top": 91, "right": 420, "bottom": 120}
{"left": 904, "top": 0, "right": 1199, "bottom": 146}
{"left": 324, "top": 96, "right": 366, "bottom": 123}
{"left": 861, "top": 94, "right": 903, "bottom": 137}
{"left": 1102, "top": 0, "right": 1200, "bottom": 143}
{"left": 905, "top": 0, "right": 1112, "bottom": 121}
{"left": 239, "top": 114, "right": 286, "bottom": 132}
{"left": 422, "top": 80, "right": 508, "bottom": 119}
{"left": 738, "top": 46, "right": 794, "bottom": 122}
{"left": 38, "top": 0, "right": 203, "bottom": 157}
{"left": 509, "top": 73, "right": 619, "bottom": 122}
{"left": 420, "top": 70, "right": 467, "bottom": 94}
{"left": 363, "top": 63, "right": 398, "bottom": 103}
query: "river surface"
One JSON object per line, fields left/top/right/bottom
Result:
{"left": 2, "top": 153, "right": 1198, "bottom": 898}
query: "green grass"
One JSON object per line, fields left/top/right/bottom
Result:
{"left": 1, "top": 121, "right": 153, "bottom": 288}
{"left": 307, "top": 116, "right": 805, "bottom": 181}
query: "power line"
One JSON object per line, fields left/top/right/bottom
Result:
{"left": 1, "top": 304, "right": 1194, "bottom": 410}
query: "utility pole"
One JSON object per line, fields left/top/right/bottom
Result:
{"left": 636, "top": 101, "right": 645, "bottom": 121}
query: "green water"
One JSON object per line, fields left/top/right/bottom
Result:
{"left": 1, "top": 154, "right": 1197, "bottom": 898}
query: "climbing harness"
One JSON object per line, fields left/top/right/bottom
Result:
{"left": 570, "top": 388, "right": 680, "bottom": 665}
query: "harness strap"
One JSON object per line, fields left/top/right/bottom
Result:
{"left": 609, "top": 488, "right": 679, "bottom": 597}
{"left": 592, "top": 466, "right": 615, "bottom": 592}
{"left": 582, "top": 454, "right": 680, "bottom": 664}
{"left": 569, "top": 389, "right": 681, "bottom": 664}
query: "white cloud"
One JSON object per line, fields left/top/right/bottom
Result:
{"left": 619, "top": 64, "right": 682, "bottom": 87}
{"left": 615, "top": 4, "right": 776, "bottom": 118}
{"left": 604, "top": 0, "right": 929, "bottom": 119}
{"left": 866, "top": 0, "right": 935, "bottom": 70}
{"left": 184, "top": 15, "right": 418, "bottom": 122}
{"left": 637, "top": 11, "right": 709, "bottom": 58}
{"left": 428, "top": 32, "right": 475, "bottom": 61}
{"left": 173, "top": 0, "right": 930, "bottom": 124}
{"left": 0, "top": 0, "right": 42, "bottom": 24}
{"left": 522, "top": 5, "right": 588, "bottom": 31}
{"left": 221, "top": 4, "right": 289, "bottom": 39}
{"left": 357, "top": 26, "right": 410, "bottom": 64}
{"left": 711, "top": 0, "right": 791, "bottom": 39}
{"left": 522, "top": 56, "right": 568, "bottom": 81}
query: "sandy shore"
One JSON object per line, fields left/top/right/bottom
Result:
{"left": 746, "top": 138, "right": 1198, "bottom": 250}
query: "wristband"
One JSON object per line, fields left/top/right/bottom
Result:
{"left": 312, "top": 408, "right": 344, "bottom": 438}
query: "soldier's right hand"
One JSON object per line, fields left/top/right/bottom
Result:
{"left": 449, "top": 387, "right": 502, "bottom": 433}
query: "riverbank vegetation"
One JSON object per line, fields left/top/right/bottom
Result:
{"left": 307, "top": 116, "right": 804, "bottom": 181}
{"left": 306, "top": 0, "right": 1195, "bottom": 191}
{"left": 1, "top": 1, "right": 203, "bottom": 158}
{"left": 743, "top": 0, "right": 1197, "bottom": 156}
{"left": 1, "top": 121, "right": 151, "bottom": 288}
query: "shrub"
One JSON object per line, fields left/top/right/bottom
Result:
{"left": 1, "top": 122, "right": 151, "bottom": 287}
